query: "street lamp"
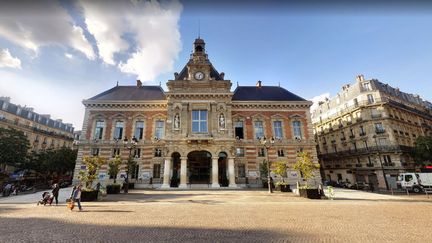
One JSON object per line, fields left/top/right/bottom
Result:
{"left": 123, "top": 136, "right": 138, "bottom": 193}
{"left": 259, "top": 136, "right": 275, "bottom": 193}
{"left": 373, "top": 135, "right": 389, "bottom": 190}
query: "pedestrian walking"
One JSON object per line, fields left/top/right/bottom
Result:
{"left": 52, "top": 183, "right": 60, "bottom": 205}
{"left": 71, "top": 185, "right": 83, "bottom": 211}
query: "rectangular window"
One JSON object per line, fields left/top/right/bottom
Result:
{"left": 91, "top": 148, "right": 99, "bottom": 156}
{"left": 114, "top": 121, "right": 124, "bottom": 139}
{"left": 273, "top": 121, "right": 283, "bottom": 139}
{"left": 359, "top": 125, "right": 365, "bottom": 135}
{"left": 293, "top": 121, "right": 302, "bottom": 139}
{"left": 367, "top": 94, "right": 375, "bottom": 104}
{"left": 134, "top": 148, "right": 141, "bottom": 158}
{"left": 155, "top": 120, "right": 165, "bottom": 139}
{"left": 234, "top": 121, "right": 244, "bottom": 139}
{"left": 192, "top": 110, "right": 208, "bottom": 133}
{"left": 258, "top": 148, "right": 265, "bottom": 157}
{"left": 238, "top": 164, "right": 246, "bottom": 178}
{"left": 363, "top": 82, "right": 370, "bottom": 91}
{"left": 277, "top": 149, "right": 285, "bottom": 157}
{"left": 155, "top": 148, "right": 162, "bottom": 157}
{"left": 94, "top": 121, "right": 104, "bottom": 139}
{"left": 134, "top": 121, "right": 144, "bottom": 139}
{"left": 254, "top": 121, "right": 264, "bottom": 139}
{"left": 153, "top": 164, "right": 161, "bottom": 178}
{"left": 383, "top": 155, "right": 392, "bottom": 165}
{"left": 236, "top": 148, "right": 244, "bottom": 157}
{"left": 112, "top": 148, "right": 120, "bottom": 158}
{"left": 375, "top": 123, "right": 385, "bottom": 133}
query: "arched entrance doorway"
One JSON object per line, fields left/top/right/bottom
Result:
{"left": 218, "top": 152, "right": 228, "bottom": 187}
{"left": 171, "top": 152, "right": 181, "bottom": 187}
{"left": 187, "top": 151, "right": 211, "bottom": 184}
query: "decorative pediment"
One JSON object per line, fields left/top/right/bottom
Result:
{"left": 108, "top": 113, "right": 127, "bottom": 120}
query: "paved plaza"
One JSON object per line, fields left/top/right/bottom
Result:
{"left": 1, "top": 188, "right": 431, "bottom": 242}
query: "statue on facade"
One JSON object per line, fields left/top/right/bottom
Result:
{"left": 174, "top": 114, "right": 180, "bottom": 129}
{"left": 219, "top": 113, "right": 225, "bottom": 129}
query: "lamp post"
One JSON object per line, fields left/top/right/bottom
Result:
{"left": 260, "top": 136, "right": 275, "bottom": 193}
{"left": 123, "top": 136, "right": 138, "bottom": 194}
{"left": 373, "top": 135, "right": 389, "bottom": 190}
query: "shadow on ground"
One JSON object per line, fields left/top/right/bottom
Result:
{"left": 0, "top": 217, "right": 300, "bottom": 242}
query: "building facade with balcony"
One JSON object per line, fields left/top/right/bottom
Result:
{"left": 73, "top": 39, "right": 320, "bottom": 188}
{"left": 311, "top": 75, "right": 432, "bottom": 189}
{"left": 0, "top": 97, "right": 75, "bottom": 171}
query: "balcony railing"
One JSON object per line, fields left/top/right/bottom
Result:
{"left": 375, "top": 129, "right": 386, "bottom": 134}
{"left": 366, "top": 163, "right": 374, "bottom": 167}
{"left": 359, "top": 132, "right": 366, "bottom": 136}
{"left": 318, "top": 145, "right": 413, "bottom": 158}
{"left": 349, "top": 135, "right": 355, "bottom": 139}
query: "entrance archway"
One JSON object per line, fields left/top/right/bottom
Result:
{"left": 171, "top": 152, "right": 181, "bottom": 187}
{"left": 218, "top": 152, "right": 228, "bottom": 187}
{"left": 187, "top": 151, "right": 211, "bottom": 184}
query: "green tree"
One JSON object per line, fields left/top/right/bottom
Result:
{"left": 78, "top": 156, "right": 106, "bottom": 189}
{"left": 273, "top": 161, "right": 287, "bottom": 182}
{"left": 293, "top": 152, "right": 320, "bottom": 187}
{"left": 259, "top": 160, "right": 271, "bottom": 180}
{"left": 413, "top": 136, "right": 432, "bottom": 166}
{"left": 126, "top": 156, "right": 137, "bottom": 180}
{"left": 0, "top": 127, "right": 30, "bottom": 169}
{"left": 108, "top": 155, "right": 122, "bottom": 183}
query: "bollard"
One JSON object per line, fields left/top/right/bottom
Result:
{"left": 391, "top": 187, "right": 394, "bottom": 196}
{"left": 406, "top": 189, "right": 409, "bottom": 196}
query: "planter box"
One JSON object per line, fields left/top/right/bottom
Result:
{"left": 106, "top": 184, "right": 121, "bottom": 194}
{"left": 277, "top": 184, "right": 291, "bottom": 192}
{"left": 262, "top": 181, "right": 275, "bottom": 189}
{"left": 299, "top": 188, "right": 321, "bottom": 199}
{"left": 81, "top": 190, "right": 98, "bottom": 202}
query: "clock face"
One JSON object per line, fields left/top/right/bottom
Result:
{"left": 194, "top": 71, "right": 204, "bottom": 80}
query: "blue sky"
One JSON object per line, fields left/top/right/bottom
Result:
{"left": 0, "top": 1, "right": 431, "bottom": 129}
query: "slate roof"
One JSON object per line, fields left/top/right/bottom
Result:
{"left": 232, "top": 86, "right": 306, "bottom": 101}
{"left": 88, "top": 86, "right": 166, "bottom": 101}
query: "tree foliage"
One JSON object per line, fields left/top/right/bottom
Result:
{"left": 293, "top": 152, "right": 320, "bottom": 186}
{"left": 0, "top": 127, "right": 30, "bottom": 168}
{"left": 272, "top": 161, "right": 287, "bottom": 182}
{"left": 108, "top": 155, "right": 122, "bottom": 183}
{"left": 27, "top": 147, "right": 77, "bottom": 175}
{"left": 79, "top": 156, "right": 106, "bottom": 189}
{"left": 259, "top": 160, "right": 271, "bottom": 179}
{"left": 126, "top": 156, "right": 137, "bottom": 179}
{"left": 413, "top": 136, "right": 432, "bottom": 165}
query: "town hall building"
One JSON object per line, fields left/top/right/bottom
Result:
{"left": 73, "top": 39, "right": 319, "bottom": 188}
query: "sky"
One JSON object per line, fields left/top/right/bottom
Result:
{"left": 0, "top": 0, "right": 431, "bottom": 130}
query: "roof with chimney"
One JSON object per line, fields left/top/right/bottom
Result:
{"left": 88, "top": 85, "right": 166, "bottom": 101}
{"left": 232, "top": 83, "right": 306, "bottom": 101}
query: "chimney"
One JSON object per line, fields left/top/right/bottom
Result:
{"left": 136, "top": 80, "right": 142, "bottom": 87}
{"left": 220, "top": 72, "right": 225, "bottom": 80}
{"left": 356, "top": 74, "right": 365, "bottom": 82}
{"left": 256, "top": 80, "right": 262, "bottom": 88}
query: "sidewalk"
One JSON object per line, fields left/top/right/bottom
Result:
{"left": 0, "top": 186, "right": 73, "bottom": 204}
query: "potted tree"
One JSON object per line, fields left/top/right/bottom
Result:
{"left": 106, "top": 155, "right": 121, "bottom": 194}
{"left": 273, "top": 161, "right": 290, "bottom": 192}
{"left": 78, "top": 156, "right": 106, "bottom": 201}
{"left": 293, "top": 152, "right": 321, "bottom": 199}
{"left": 259, "top": 161, "right": 274, "bottom": 189}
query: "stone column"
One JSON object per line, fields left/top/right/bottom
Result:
{"left": 228, "top": 157, "right": 237, "bottom": 188}
{"left": 179, "top": 157, "right": 188, "bottom": 188}
{"left": 211, "top": 157, "right": 220, "bottom": 188}
{"left": 161, "top": 157, "right": 171, "bottom": 188}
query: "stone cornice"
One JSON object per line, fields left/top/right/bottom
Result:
{"left": 166, "top": 92, "right": 233, "bottom": 100}
{"left": 83, "top": 100, "right": 167, "bottom": 109}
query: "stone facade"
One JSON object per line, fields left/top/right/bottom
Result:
{"left": 73, "top": 39, "right": 319, "bottom": 188}
{"left": 311, "top": 75, "right": 432, "bottom": 189}
{"left": 0, "top": 97, "right": 75, "bottom": 172}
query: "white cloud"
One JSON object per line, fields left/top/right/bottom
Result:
{"left": 310, "top": 92, "right": 330, "bottom": 111}
{"left": 80, "top": 0, "right": 183, "bottom": 82}
{"left": 0, "top": 0, "right": 95, "bottom": 60}
{"left": 0, "top": 49, "right": 21, "bottom": 69}
{"left": 65, "top": 53, "right": 73, "bottom": 59}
